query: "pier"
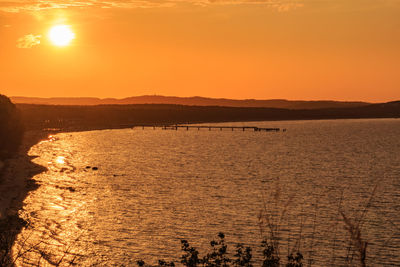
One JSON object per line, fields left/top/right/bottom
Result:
{"left": 133, "top": 125, "right": 284, "bottom": 132}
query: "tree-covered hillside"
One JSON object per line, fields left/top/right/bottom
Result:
{"left": 0, "top": 95, "right": 24, "bottom": 159}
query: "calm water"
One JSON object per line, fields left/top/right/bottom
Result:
{"left": 14, "top": 119, "right": 400, "bottom": 266}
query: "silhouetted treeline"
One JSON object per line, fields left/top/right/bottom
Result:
{"left": 0, "top": 95, "right": 24, "bottom": 159}
{"left": 16, "top": 101, "right": 400, "bottom": 131}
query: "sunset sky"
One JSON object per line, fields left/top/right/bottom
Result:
{"left": 0, "top": 0, "right": 399, "bottom": 101}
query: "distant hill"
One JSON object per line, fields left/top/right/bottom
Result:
{"left": 10, "top": 95, "right": 370, "bottom": 110}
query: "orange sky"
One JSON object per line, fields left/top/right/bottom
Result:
{"left": 0, "top": 0, "right": 399, "bottom": 101}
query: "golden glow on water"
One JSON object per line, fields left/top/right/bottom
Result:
{"left": 56, "top": 156, "right": 66, "bottom": 164}
{"left": 14, "top": 120, "right": 400, "bottom": 266}
{"left": 48, "top": 135, "right": 57, "bottom": 142}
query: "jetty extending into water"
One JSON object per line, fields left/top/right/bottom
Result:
{"left": 133, "top": 125, "right": 284, "bottom": 132}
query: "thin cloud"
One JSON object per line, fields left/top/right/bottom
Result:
{"left": 16, "top": 34, "right": 41, "bottom": 48}
{"left": 274, "top": 2, "right": 304, "bottom": 12}
{"left": 0, "top": 0, "right": 304, "bottom": 13}
{"left": 176, "top": 0, "right": 304, "bottom": 11}
{"left": 2, "top": 0, "right": 400, "bottom": 13}
{"left": 0, "top": 1, "right": 95, "bottom": 13}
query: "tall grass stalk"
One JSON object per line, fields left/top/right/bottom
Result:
{"left": 307, "top": 197, "right": 319, "bottom": 267}
{"left": 342, "top": 184, "right": 378, "bottom": 267}
{"left": 330, "top": 191, "right": 343, "bottom": 266}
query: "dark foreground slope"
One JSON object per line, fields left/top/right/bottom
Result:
{"left": 17, "top": 101, "right": 400, "bottom": 131}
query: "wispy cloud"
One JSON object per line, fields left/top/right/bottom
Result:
{"left": 0, "top": 1, "right": 95, "bottom": 13}
{"left": 177, "top": 0, "right": 304, "bottom": 11}
{"left": 0, "top": 0, "right": 304, "bottom": 13}
{"left": 16, "top": 34, "right": 41, "bottom": 48}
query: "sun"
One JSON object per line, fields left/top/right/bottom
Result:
{"left": 48, "top": 25, "right": 75, "bottom": 47}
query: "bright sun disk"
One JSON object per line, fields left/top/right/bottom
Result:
{"left": 48, "top": 25, "right": 75, "bottom": 47}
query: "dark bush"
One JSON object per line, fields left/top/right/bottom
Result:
{"left": 137, "top": 233, "right": 303, "bottom": 267}
{"left": 0, "top": 94, "right": 24, "bottom": 159}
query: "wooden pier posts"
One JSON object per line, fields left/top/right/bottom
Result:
{"left": 134, "top": 125, "right": 282, "bottom": 132}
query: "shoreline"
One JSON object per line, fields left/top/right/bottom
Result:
{"left": 0, "top": 130, "right": 49, "bottom": 220}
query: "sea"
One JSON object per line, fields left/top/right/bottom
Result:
{"left": 13, "top": 119, "right": 400, "bottom": 266}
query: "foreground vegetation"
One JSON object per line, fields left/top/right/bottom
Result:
{"left": 0, "top": 94, "right": 24, "bottom": 160}
{"left": 137, "top": 232, "right": 303, "bottom": 267}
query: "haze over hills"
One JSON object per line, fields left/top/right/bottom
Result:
{"left": 10, "top": 95, "right": 370, "bottom": 110}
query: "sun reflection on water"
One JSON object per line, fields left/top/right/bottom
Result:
{"left": 56, "top": 156, "right": 66, "bottom": 164}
